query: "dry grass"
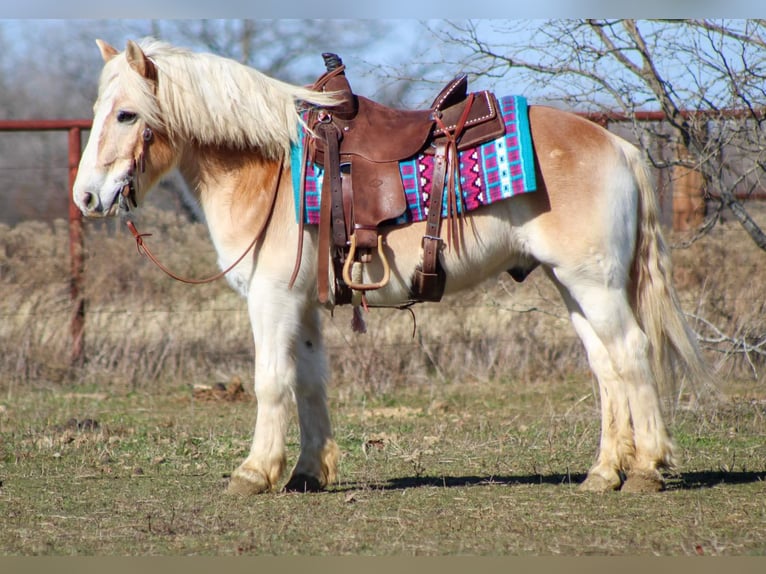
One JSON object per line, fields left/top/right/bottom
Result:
{"left": 0, "top": 377, "right": 764, "bottom": 555}
{"left": 1, "top": 204, "right": 765, "bottom": 556}
{"left": 1, "top": 203, "right": 765, "bottom": 399}
{"left": 670, "top": 207, "right": 766, "bottom": 382}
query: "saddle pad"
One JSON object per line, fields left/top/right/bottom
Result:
{"left": 291, "top": 95, "right": 537, "bottom": 225}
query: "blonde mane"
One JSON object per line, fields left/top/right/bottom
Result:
{"left": 99, "top": 38, "right": 336, "bottom": 160}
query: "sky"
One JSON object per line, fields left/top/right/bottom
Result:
{"left": 0, "top": 19, "right": 449, "bottom": 109}
{"left": 2, "top": 0, "right": 763, "bottom": 19}
{"left": 1, "top": 17, "right": 763, "bottom": 116}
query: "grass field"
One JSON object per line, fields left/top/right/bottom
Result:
{"left": 1, "top": 377, "right": 764, "bottom": 555}
{"left": 1, "top": 204, "right": 765, "bottom": 555}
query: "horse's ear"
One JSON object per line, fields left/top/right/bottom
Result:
{"left": 125, "top": 40, "right": 158, "bottom": 83}
{"left": 96, "top": 39, "right": 118, "bottom": 63}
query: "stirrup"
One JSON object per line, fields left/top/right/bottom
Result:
{"left": 341, "top": 234, "right": 391, "bottom": 292}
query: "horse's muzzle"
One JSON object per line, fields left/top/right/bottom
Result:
{"left": 76, "top": 188, "right": 123, "bottom": 218}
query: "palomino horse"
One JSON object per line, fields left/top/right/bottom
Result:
{"left": 73, "top": 38, "right": 711, "bottom": 494}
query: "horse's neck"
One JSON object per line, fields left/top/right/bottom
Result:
{"left": 178, "top": 144, "right": 295, "bottom": 265}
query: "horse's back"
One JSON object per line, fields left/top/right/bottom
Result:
{"left": 518, "top": 105, "right": 641, "bottom": 265}
{"left": 528, "top": 105, "right": 633, "bottom": 192}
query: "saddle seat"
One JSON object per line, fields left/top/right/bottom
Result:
{"left": 302, "top": 54, "right": 506, "bottom": 304}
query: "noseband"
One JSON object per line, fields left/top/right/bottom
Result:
{"left": 119, "top": 126, "right": 154, "bottom": 212}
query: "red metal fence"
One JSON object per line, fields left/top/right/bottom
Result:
{"left": 1, "top": 110, "right": 762, "bottom": 364}
{"left": 0, "top": 119, "right": 90, "bottom": 365}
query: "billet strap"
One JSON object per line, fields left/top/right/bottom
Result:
{"left": 421, "top": 143, "right": 448, "bottom": 276}
{"left": 411, "top": 93, "right": 476, "bottom": 302}
{"left": 315, "top": 119, "right": 343, "bottom": 303}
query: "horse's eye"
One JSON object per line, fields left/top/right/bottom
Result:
{"left": 116, "top": 110, "right": 138, "bottom": 124}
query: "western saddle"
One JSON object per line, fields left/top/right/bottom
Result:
{"left": 298, "top": 54, "right": 505, "bottom": 306}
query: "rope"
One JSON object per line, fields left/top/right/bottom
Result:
{"left": 126, "top": 161, "right": 283, "bottom": 285}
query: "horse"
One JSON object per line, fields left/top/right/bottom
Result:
{"left": 73, "top": 38, "right": 712, "bottom": 495}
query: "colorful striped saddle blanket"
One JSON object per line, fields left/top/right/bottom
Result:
{"left": 290, "top": 95, "right": 537, "bottom": 225}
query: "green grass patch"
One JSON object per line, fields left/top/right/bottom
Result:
{"left": 1, "top": 377, "right": 764, "bottom": 555}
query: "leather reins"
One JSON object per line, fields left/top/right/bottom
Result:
{"left": 121, "top": 124, "right": 283, "bottom": 285}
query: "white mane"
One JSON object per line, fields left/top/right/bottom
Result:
{"left": 99, "top": 38, "right": 337, "bottom": 160}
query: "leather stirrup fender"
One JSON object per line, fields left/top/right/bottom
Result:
{"left": 315, "top": 119, "right": 342, "bottom": 304}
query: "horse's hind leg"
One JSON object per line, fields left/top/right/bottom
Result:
{"left": 284, "top": 306, "right": 339, "bottom": 492}
{"left": 547, "top": 268, "right": 674, "bottom": 492}
{"left": 547, "top": 271, "right": 630, "bottom": 490}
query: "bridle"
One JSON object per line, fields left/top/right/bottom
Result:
{"left": 118, "top": 122, "right": 282, "bottom": 285}
{"left": 117, "top": 125, "right": 154, "bottom": 212}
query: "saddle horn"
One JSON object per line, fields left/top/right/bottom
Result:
{"left": 322, "top": 53, "right": 343, "bottom": 71}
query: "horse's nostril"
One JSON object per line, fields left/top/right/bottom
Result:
{"left": 82, "top": 192, "right": 96, "bottom": 210}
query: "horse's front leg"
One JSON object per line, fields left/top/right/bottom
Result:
{"left": 226, "top": 284, "right": 301, "bottom": 495}
{"left": 226, "top": 284, "right": 337, "bottom": 495}
{"left": 283, "top": 305, "right": 339, "bottom": 492}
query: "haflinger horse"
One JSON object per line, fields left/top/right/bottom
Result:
{"left": 74, "top": 38, "right": 711, "bottom": 495}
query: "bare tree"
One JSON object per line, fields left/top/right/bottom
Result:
{"left": 151, "top": 20, "right": 389, "bottom": 85}
{"left": 0, "top": 19, "right": 426, "bottom": 225}
{"left": 427, "top": 19, "right": 766, "bottom": 251}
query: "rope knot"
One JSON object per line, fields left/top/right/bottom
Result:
{"left": 126, "top": 220, "right": 152, "bottom": 254}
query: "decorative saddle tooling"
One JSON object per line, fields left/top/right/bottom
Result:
{"left": 292, "top": 54, "right": 537, "bottom": 306}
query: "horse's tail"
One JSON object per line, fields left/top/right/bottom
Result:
{"left": 625, "top": 143, "right": 716, "bottom": 411}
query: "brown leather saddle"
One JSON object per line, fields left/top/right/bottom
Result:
{"left": 300, "top": 53, "right": 505, "bottom": 305}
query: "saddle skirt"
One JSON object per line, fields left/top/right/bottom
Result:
{"left": 291, "top": 95, "right": 537, "bottom": 226}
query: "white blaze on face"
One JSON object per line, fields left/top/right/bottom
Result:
{"left": 73, "top": 81, "right": 141, "bottom": 217}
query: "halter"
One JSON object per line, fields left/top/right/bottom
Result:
{"left": 118, "top": 125, "right": 154, "bottom": 212}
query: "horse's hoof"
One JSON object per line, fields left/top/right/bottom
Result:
{"left": 621, "top": 470, "right": 665, "bottom": 493}
{"left": 226, "top": 468, "right": 273, "bottom": 495}
{"left": 283, "top": 473, "right": 323, "bottom": 493}
{"left": 579, "top": 472, "right": 621, "bottom": 492}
